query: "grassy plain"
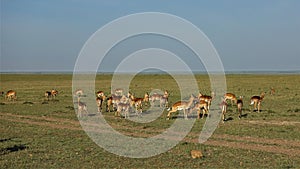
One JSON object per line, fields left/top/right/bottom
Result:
{"left": 0, "top": 74, "right": 300, "bottom": 168}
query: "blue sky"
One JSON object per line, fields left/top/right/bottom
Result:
{"left": 1, "top": 0, "right": 300, "bottom": 72}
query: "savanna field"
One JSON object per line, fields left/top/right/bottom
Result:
{"left": 1, "top": 74, "right": 300, "bottom": 168}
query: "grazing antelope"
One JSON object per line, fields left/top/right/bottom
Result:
{"left": 198, "top": 92, "right": 213, "bottom": 110}
{"left": 74, "top": 89, "right": 84, "bottom": 97}
{"left": 224, "top": 93, "right": 237, "bottom": 106}
{"left": 166, "top": 94, "right": 196, "bottom": 120}
{"left": 237, "top": 96, "right": 243, "bottom": 119}
{"left": 192, "top": 100, "right": 209, "bottom": 119}
{"left": 250, "top": 92, "right": 266, "bottom": 112}
{"left": 5, "top": 90, "right": 17, "bottom": 101}
{"left": 76, "top": 97, "right": 88, "bottom": 117}
{"left": 220, "top": 99, "right": 228, "bottom": 122}
{"left": 115, "top": 102, "right": 130, "bottom": 118}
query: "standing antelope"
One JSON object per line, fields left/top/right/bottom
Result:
{"left": 150, "top": 90, "right": 169, "bottom": 108}
{"left": 129, "top": 93, "right": 143, "bottom": 115}
{"left": 237, "top": 96, "right": 243, "bottom": 119}
{"left": 5, "top": 90, "right": 17, "bottom": 101}
{"left": 143, "top": 92, "right": 150, "bottom": 106}
{"left": 220, "top": 99, "right": 228, "bottom": 122}
{"left": 192, "top": 100, "right": 209, "bottom": 119}
{"left": 115, "top": 102, "right": 130, "bottom": 118}
{"left": 96, "top": 96, "right": 106, "bottom": 113}
{"left": 198, "top": 92, "right": 213, "bottom": 110}
{"left": 250, "top": 92, "right": 266, "bottom": 112}
{"left": 45, "top": 91, "right": 52, "bottom": 101}
{"left": 45, "top": 89, "right": 58, "bottom": 101}
{"left": 95, "top": 91, "right": 106, "bottom": 113}
{"left": 106, "top": 94, "right": 121, "bottom": 112}
{"left": 76, "top": 97, "right": 88, "bottom": 117}
{"left": 51, "top": 89, "right": 58, "bottom": 99}
{"left": 160, "top": 90, "right": 169, "bottom": 108}
{"left": 224, "top": 93, "right": 237, "bottom": 106}
{"left": 166, "top": 94, "right": 196, "bottom": 120}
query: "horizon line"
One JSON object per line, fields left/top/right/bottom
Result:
{"left": 1, "top": 70, "right": 300, "bottom": 75}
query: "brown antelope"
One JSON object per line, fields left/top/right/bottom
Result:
{"left": 45, "top": 91, "right": 52, "bottom": 101}
{"left": 44, "top": 89, "right": 58, "bottom": 101}
{"left": 129, "top": 93, "right": 143, "bottom": 115}
{"left": 220, "top": 99, "right": 228, "bottom": 122}
{"left": 106, "top": 97, "right": 113, "bottom": 112}
{"left": 143, "top": 92, "right": 150, "bottom": 106}
{"left": 96, "top": 96, "right": 105, "bottom": 113}
{"left": 95, "top": 91, "right": 106, "bottom": 113}
{"left": 270, "top": 87, "right": 275, "bottom": 95}
{"left": 166, "top": 94, "right": 196, "bottom": 120}
{"left": 106, "top": 94, "right": 122, "bottom": 112}
{"left": 120, "top": 95, "right": 130, "bottom": 104}
{"left": 224, "top": 93, "right": 237, "bottom": 106}
{"left": 237, "top": 96, "right": 243, "bottom": 119}
{"left": 51, "top": 89, "right": 58, "bottom": 99}
{"left": 190, "top": 150, "right": 203, "bottom": 159}
{"left": 250, "top": 92, "right": 266, "bottom": 112}
{"left": 198, "top": 92, "right": 213, "bottom": 110}
{"left": 192, "top": 100, "right": 209, "bottom": 119}
{"left": 116, "top": 102, "right": 130, "bottom": 118}
{"left": 150, "top": 90, "right": 169, "bottom": 108}
{"left": 160, "top": 90, "right": 169, "bottom": 108}
{"left": 77, "top": 97, "right": 88, "bottom": 117}
{"left": 74, "top": 89, "right": 84, "bottom": 97}
{"left": 5, "top": 90, "right": 17, "bottom": 101}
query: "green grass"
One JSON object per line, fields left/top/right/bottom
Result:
{"left": 1, "top": 74, "right": 300, "bottom": 168}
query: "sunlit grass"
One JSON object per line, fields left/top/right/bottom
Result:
{"left": 1, "top": 74, "right": 300, "bottom": 168}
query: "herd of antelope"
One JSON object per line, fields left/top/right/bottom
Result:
{"left": 72, "top": 87, "right": 269, "bottom": 122}
{"left": 1, "top": 86, "right": 270, "bottom": 122}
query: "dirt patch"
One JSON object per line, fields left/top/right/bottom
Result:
{"left": 1, "top": 112, "right": 300, "bottom": 157}
{"left": 203, "top": 140, "right": 300, "bottom": 157}
{"left": 2, "top": 116, "right": 81, "bottom": 131}
{"left": 247, "top": 120, "right": 300, "bottom": 126}
{"left": 2, "top": 112, "right": 79, "bottom": 125}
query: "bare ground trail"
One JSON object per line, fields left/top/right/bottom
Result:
{"left": 1, "top": 112, "right": 300, "bottom": 157}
